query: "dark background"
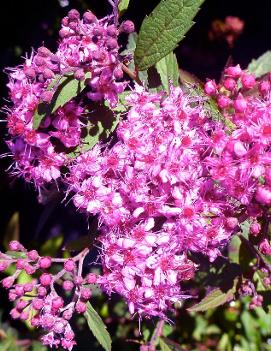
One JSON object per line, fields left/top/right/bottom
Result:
{"left": 0, "top": 0, "right": 271, "bottom": 348}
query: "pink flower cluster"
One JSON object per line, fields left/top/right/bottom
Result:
{"left": 0, "top": 241, "right": 96, "bottom": 350}
{"left": 5, "top": 9, "right": 133, "bottom": 186}
{"left": 204, "top": 65, "right": 271, "bottom": 254}
{"left": 68, "top": 85, "right": 238, "bottom": 317}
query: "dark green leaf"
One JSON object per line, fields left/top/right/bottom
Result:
{"left": 187, "top": 281, "right": 237, "bottom": 312}
{"left": 135, "top": 0, "right": 205, "bottom": 71}
{"left": 228, "top": 236, "right": 241, "bottom": 264}
{"left": 40, "top": 234, "right": 63, "bottom": 256}
{"left": 65, "top": 235, "right": 95, "bottom": 252}
{"left": 33, "top": 73, "right": 90, "bottom": 130}
{"left": 155, "top": 52, "right": 179, "bottom": 92}
{"left": 247, "top": 51, "right": 271, "bottom": 78}
{"left": 3, "top": 212, "right": 19, "bottom": 251}
{"left": 84, "top": 302, "right": 112, "bottom": 351}
{"left": 67, "top": 102, "right": 122, "bottom": 158}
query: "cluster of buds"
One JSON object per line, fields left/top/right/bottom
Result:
{"left": 5, "top": 8, "right": 134, "bottom": 186}
{"left": 0, "top": 241, "right": 97, "bottom": 350}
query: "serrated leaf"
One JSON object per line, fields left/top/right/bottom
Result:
{"left": 33, "top": 73, "right": 90, "bottom": 130}
{"left": 135, "top": 0, "right": 205, "bottom": 71}
{"left": 84, "top": 302, "right": 112, "bottom": 351}
{"left": 155, "top": 52, "right": 179, "bottom": 92}
{"left": 118, "top": 0, "right": 130, "bottom": 16}
{"left": 247, "top": 51, "right": 271, "bottom": 78}
{"left": 187, "top": 281, "right": 237, "bottom": 312}
{"left": 159, "top": 337, "right": 172, "bottom": 351}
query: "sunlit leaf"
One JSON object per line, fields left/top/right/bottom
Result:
{"left": 188, "top": 280, "right": 237, "bottom": 312}
{"left": 33, "top": 73, "right": 91, "bottom": 130}
{"left": 247, "top": 51, "right": 271, "bottom": 78}
{"left": 155, "top": 52, "right": 179, "bottom": 92}
{"left": 118, "top": 0, "right": 130, "bottom": 16}
{"left": 135, "top": 0, "right": 205, "bottom": 70}
{"left": 84, "top": 302, "right": 112, "bottom": 351}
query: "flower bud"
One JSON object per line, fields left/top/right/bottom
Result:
{"left": 74, "top": 69, "right": 85, "bottom": 81}
{"left": 241, "top": 73, "right": 256, "bottom": 89}
{"left": 40, "top": 273, "right": 52, "bottom": 286}
{"left": 83, "top": 11, "right": 97, "bottom": 24}
{"left": 80, "top": 288, "right": 92, "bottom": 300}
{"left": 255, "top": 185, "right": 271, "bottom": 205}
{"left": 2, "top": 277, "right": 15, "bottom": 289}
{"left": 9, "top": 240, "right": 23, "bottom": 251}
{"left": 106, "top": 38, "right": 118, "bottom": 50}
{"left": 64, "top": 259, "right": 75, "bottom": 272}
{"left": 68, "top": 9, "right": 80, "bottom": 21}
{"left": 250, "top": 222, "right": 261, "bottom": 236}
{"left": 27, "top": 250, "right": 39, "bottom": 261}
{"left": 40, "top": 91, "right": 54, "bottom": 103}
{"left": 75, "top": 301, "right": 87, "bottom": 313}
{"left": 37, "top": 46, "right": 51, "bottom": 57}
{"left": 39, "top": 256, "right": 52, "bottom": 269}
{"left": 204, "top": 80, "right": 217, "bottom": 95}
{"left": 85, "top": 273, "right": 97, "bottom": 284}
{"left": 107, "top": 25, "right": 117, "bottom": 37}
{"left": 120, "top": 20, "right": 135, "bottom": 33}
{"left": 52, "top": 296, "right": 64, "bottom": 310}
{"left": 225, "top": 64, "right": 242, "bottom": 78}
{"left": 223, "top": 77, "right": 237, "bottom": 91}
{"left": 259, "top": 80, "right": 270, "bottom": 96}
{"left": 25, "top": 67, "right": 36, "bottom": 80}
{"left": 217, "top": 95, "right": 231, "bottom": 109}
{"left": 259, "top": 239, "right": 271, "bottom": 255}
{"left": 234, "top": 94, "right": 247, "bottom": 112}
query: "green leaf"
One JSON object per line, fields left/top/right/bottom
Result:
{"left": 135, "top": 0, "right": 205, "bottom": 71}
{"left": 217, "top": 333, "right": 231, "bottom": 351}
{"left": 65, "top": 235, "right": 95, "bottom": 252}
{"left": 67, "top": 102, "right": 122, "bottom": 158}
{"left": 33, "top": 73, "right": 90, "bottom": 130}
{"left": 247, "top": 51, "right": 271, "bottom": 78}
{"left": 228, "top": 236, "right": 241, "bottom": 264}
{"left": 118, "top": 0, "right": 130, "bottom": 16}
{"left": 40, "top": 234, "right": 64, "bottom": 256}
{"left": 121, "top": 33, "right": 149, "bottom": 86}
{"left": 160, "top": 337, "right": 184, "bottom": 351}
{"left": 5, "top": 251, "right": 27, "bottom": 259}
{"left": 187, "top": 281, "right": 237, "bottom": 312}
{"left": 155, "top": 52, "right": 179, "bottom": 92}
{"left": 84, "top": 302, "right": 112, "bottom": 351}
{"left": 241, "top": 311, "right": 260, "bottom": 345}
{"left": 159, "top": 337, "right": 172, "bottom": 351}
{"left": 3, "top": 212, "right": 19, "bottom": 250}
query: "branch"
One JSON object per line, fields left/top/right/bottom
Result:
{"left": 121, "top": 63, "right": 143, "bottom": 86}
